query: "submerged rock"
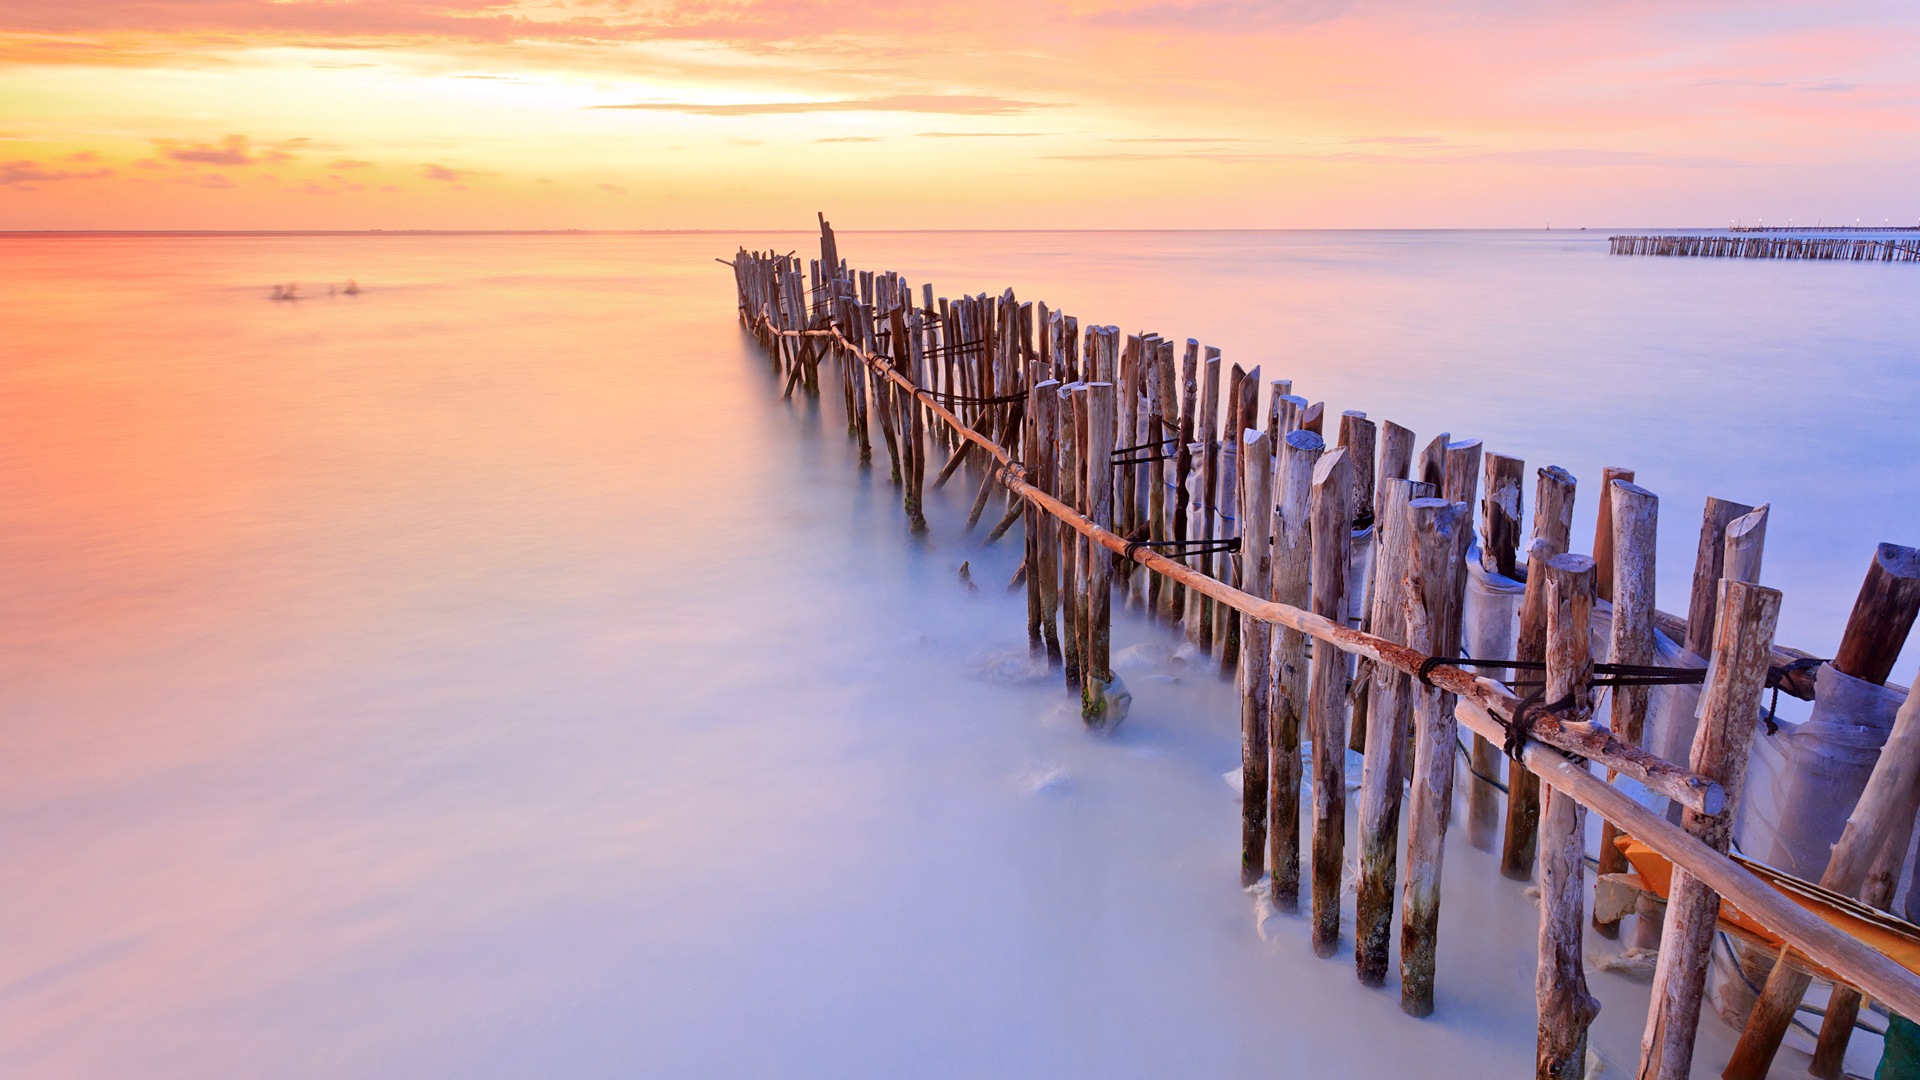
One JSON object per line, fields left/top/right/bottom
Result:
{"left": 1081, "top": 673, "right": 1132, "bottom": 731}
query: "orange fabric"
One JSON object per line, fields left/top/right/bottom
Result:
{"left": 1616, "top": 836, "right": 1920, "bottom": 977}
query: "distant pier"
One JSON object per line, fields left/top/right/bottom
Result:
{"left": 1610, "top": 233, "right": 1920, "bottom": 261}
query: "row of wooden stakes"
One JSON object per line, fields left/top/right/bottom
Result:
{"left": 1610, "top": 234, "right": 1920, "bottom": 261}
{"left": 726, "top": 217, "right": 1920, "bottom": 1080}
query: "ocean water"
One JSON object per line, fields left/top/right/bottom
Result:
{"left": 1, "top": 230, "right": 1914, "bottom": 1078}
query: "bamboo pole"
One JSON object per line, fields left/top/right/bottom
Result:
{"left": 1269, "top": 428, "right": 1324, "bottom": 912}
{"left": 1309, "top": 447, "right": 1354, "bottom": 958}
{"left": 1636, "top": 579, "right": 1782, "bottom": 1080}
{"left": 1400, "top": 496, "right": 1473, "bottom": 1017}
{"left": 1356, "top": 477, "right": 1426, "bottom": 985}
{"left": 1537, "top": 553, "right": 1600, "bottom": 1080}
{"left": 1240, "top": 429, "right": 1276, "bottom": 885}
{"left": 1504, "top": 466, "right": 1577, "bottom": 880}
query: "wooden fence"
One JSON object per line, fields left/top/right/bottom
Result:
{"left": 1610, "top": 234, "right": 1920, "bottom": 261}
{"left": 727, "top": 215, "right": 1920, "bottom": 1079}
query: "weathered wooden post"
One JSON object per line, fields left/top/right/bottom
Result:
{"left": 1724, "top": 541, "right": 1920, "bottom": 1078}
{"left": 1032, "top": 381, "right": 1064, "bottom": 667}
{"left": 1239, "top": 429, "right": 1275, "bottom": 885}
{"left": 1152, "top": 340, "right": 1180, "bottom": 621}
{"left": 1308, "top": 447, "right": 1354, "bottom": 958}
{"left": 1399, "top": 496, "right": 1473, "bottom": 1017}
{"left": 1683, "top": 497, "right": 1754, "bottom": 657}
{"left": 1356, "top": 477, "right": 1430, "bottom": 985}
{"left": 1058, "top": 382, "right": 1083, "bottom": 688}
{"left": 1083, "top": 382, "right": 1123, "bottom": 729}
{"left": 1537, "top": 553, "right": 1600, "bottom": 1080}
{"left": 1172, "top": 341, "right": 1200, "bottom": 629}
{"left": 1813, "top": 670, "right": 1920, "bottom": 1076}
{"left": 1599, "top": 481, "right": 1661, "bottom": 945}
{"left": 1469, "top": 450, "right": 1525, "bottom": 851}
{"left": 1268, "top": 428, "right": 1324, "bottom": 912}
{"left": 1503, "top": 466, "right": 1577, "bottom": 880}
{"left": 1636, "top": 579, "right": 1782, "bottom": 1080}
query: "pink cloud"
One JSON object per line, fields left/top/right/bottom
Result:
{"left": 159, "top": 135, "right": 253, "bottom": 165}
{"left": 0, "top": 160, "right": 114, "bottom": 186}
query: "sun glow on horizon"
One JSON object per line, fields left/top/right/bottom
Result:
{"left": 3, "top": 1, "right": 1919, "bottom": 229}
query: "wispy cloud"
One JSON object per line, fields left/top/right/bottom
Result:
{"left": 915, "top": 130, "right": 1050, "bottom": 138}
{"left": 0, "top": 159, "right": 114, "bottom": 186}
{"left": 159, "top": 134, "right": 254, "bottom": 165}
{"left": 588, "top": 95, "right": 1054, "bottom": 116}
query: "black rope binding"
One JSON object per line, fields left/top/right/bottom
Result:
{"left": 913, "top": 387, "right": 1027, "bottom": 408}
{"left": 1110, "top": 439, "right": 1177, "bottom": 467}
{"left": 1122, "top": 535, "right": 1241, "bottom": 562}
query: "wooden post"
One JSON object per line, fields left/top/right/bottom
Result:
{"left": 1417, "top": 432, "right": 1450, "bottom": 490}
{"left": 1467, "top": 449, "right": 1525, "bottom": 852}
{"left": 1341, "top": 412, "right": 1379, "bottom": 527}
{"left": 1377, "top": 421, "right": 1414, "bottom": 526}
{"left": 1592, "top": 467, "right": 1635, "bottom": 602}
{"left": 1174, "top": 341, "right": 1200, "bottom": 630}
{"left": 1269, "top": 428, "right": 1324, "bottom": 912}
{"left": 1537, "top": 553, "right": 1601, "bottom": 1080}
{"left": 1636, "top": 579, "right": 1782, "bottom": 1080}
{"left": 1683, "top": 497, "right": 1754, "bottom": 657}
{"left": 1596, "top": 481, "right": 1658, "bottom": 924}
{"left": 1503, "top": 466, "right": 1576, "bottom": 880}
{"left": 1033, "top": 381, "right": 1063, "bottom": 667}
{"left": 1441, "top": 439, "right": 1482, "bottom": 508}
{"left": 1831, "top": 542, "right": 1920, "bottom": 685}
{"left": 1355, "top": 477, "right": 1428, "bottom": 985}
{"left": 1813, "top": 789, "right": 1920, "bottom": 1077}
{"left": 1399, "top": 496, "right": 1473, "bottom": 1017}
{"left": 1342, "top": 411, "right": 1380, "bottom": 756}
{"left": 1240, "top": 429, "right": 1276, "bottom": 885}
{"left": 1083, "top": 382, "right": 1118, "bottom": 729}
{"left": 1059, "top": 382, "right": 1083, "bottom": 688}
{"left": 1308, "top": 447, "right": 1353, "bottom": 958}
{"left": 1721, "top": 505, "right": 1768, "bottom": 588}
{"left": 1194, "top": 350, "right": 1223, "bottom": 654}
{"left": 1724, "top": 542, "right": 1920, "bottom": 1078}
{"left": 1218, "top": 364, "right": 1259, "bottom": 675}
{"left": 1481, "top": 452, "right": 1526, "bottom": 578}
{"left": 1154, "top": 340, "right": 1181, "bottom": 622}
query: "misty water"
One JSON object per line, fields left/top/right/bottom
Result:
{"left": 2, "top": 231, "right": 1915, "bottom": 1078}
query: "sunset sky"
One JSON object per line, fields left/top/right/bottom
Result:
{"left": 3, "top": 0, "right": 1917, "bottom": 229}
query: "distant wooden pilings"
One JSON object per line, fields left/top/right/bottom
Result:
{"left": 1609, "top": 234, "right": 1920, "bottom": 261}
{"left": 728, "top": 216, "right": 1920, "bottom": 1079}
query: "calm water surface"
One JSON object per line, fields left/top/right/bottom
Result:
{"left": 1, "top": 231, "right": 1914, "bottom": 1078}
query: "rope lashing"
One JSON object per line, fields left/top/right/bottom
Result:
{"left": 912, "top": 387, "right": 1027, "bottom": 408}
{"left": 1122, "top": 534, "right": 1241, "bottom": 562}
{"left": 1110, "top": 439, "right": 1177, "bottom": 467}
{"left": 1761, "top": 656, "right": 1827, "bottom": 735}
